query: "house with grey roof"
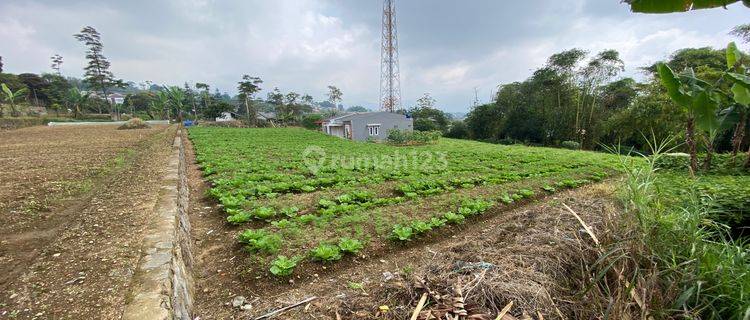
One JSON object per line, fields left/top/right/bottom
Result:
{"left": 321, "top": 112, "right": 413, "bottom": 141}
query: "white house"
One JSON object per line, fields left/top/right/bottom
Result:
{"left": 107, "top": 93, "right": 125, "bottom": 105}
{"left": 215, "top": 111, "right": 235, "bottom": 122}
{"left": 321, "top": 112, "right": 413, "bottom": 141}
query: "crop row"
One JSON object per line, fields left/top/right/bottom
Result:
{"left": 187, "top": 127, "right": 624, "bottom": 278}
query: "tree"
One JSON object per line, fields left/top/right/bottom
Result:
{"left": 74, "top": 26, "right": 122, "bottom": 117}
{"left": 267, "top": 87, "right": 284, "bottom": 106}
{"left": 2, "top": 83, "right": 28, "bottom": 117}
{"left": 465, "top": 103, "right": 504, "bottom": 141}
{"left": 416, "top": 92, "right": 436, "bottom": 109}
{"left": 203, "top": 100, "right": 234, "bottom": 120}
{"left": 123, "top": 92, "right": 154, "bottom": 118}
{"left": 195, "top": 82, "right": 211, "bottom": 114}
{"left": 346, "top": 106, "right": 368, "bottom": 112}
{"left": 152, "top": 91, "right": 170, "bottom": 120}
{"left": 731, "top": 24, "right": 750, "bottom": 43}
{"left": 237, "top": 75, "right": 263, "bottom": 125}
{"left": 327, "top": 85, "right": 342, "bottom": 110}
{"left": 41, "top": 73, "right": 72, "bottom": 111}
{"left": 164, "top": 86, "right": 186, "bottom": 121}
{"left": 657, "top": 63, "right": 720, "bottom": 174}
{"left": 577, "top": 50, "right": 625, "bottom": 147}
{"left": 411, "top": 93, "right": 449, "bottom": 132}
{"left": 18, "top": 73, "right": 49, "bottom": 106}
{"left": 445, "top": 120, "right": 469, "bottom": 139}
{"left": 725, "top": 42, "right": 750, "bottom": 168}
{"left": 301, "top": 94, "right": 314, "bottom": 107}
{"left": 66, "top": 88, "right": 90, "bottom": 118}
{"left": 0, "top": 56, "right": 3, "bottom": 73}
{"left": 301, "top": 113, "right": 324, "bottom": 129}
{"left": 51, "top": 54, "right": 63, "bottom": 75}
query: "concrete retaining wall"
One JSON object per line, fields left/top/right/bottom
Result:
{"left": 47, "top": 120, "right": 170, "bottom": 126}
{"left": 122, "top": 128, "right": 193, "bottom": 320}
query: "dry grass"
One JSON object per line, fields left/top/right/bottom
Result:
{"left": 118, "top": 117, "right": 150, "bottom": 130}
{"left": 334, "top": 183, "right": 649, "bottom": 320}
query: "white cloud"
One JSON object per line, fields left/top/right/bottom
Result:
{"left": 0, "top": 0, "right": 747, "bottom": 112}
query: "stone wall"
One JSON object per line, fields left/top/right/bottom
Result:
{"left": 122, "top": 128, "right": 193, "bottom": 320}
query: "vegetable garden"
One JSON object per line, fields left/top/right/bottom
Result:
{"left": 188, "top": 127, "right": 625, "bottom": 278}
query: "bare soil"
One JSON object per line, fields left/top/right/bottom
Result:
{"left": 186, "top": 132, "right": 622, "bottom": 320}
{"left": 0, "top": 125, "right": 176, "bottom": 319}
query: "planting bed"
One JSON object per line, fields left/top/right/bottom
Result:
{"left": 186, "top": 127, "right": 626, "bottom": 318}
{"left": 0, "top": 125, "right": 176, "bottom": 319}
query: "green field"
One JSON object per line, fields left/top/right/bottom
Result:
{"left": 189, "top": 127, "right": 626, "bottom": 276}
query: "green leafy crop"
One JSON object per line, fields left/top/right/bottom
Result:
{"left": 269, "top": 255, "right": 301, "bottom": 276}
{"left": 310, "top": 243, "right": 342, "bottom": 262}
{"left": 391, "top": 225, "right": 414, "bottom": 241}
{"left": 338, "top": 238, "right": 364, "bottom": 254}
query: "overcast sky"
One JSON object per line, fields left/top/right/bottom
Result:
{"left": 1, "top": 1, "right": 747, "bottom": 112}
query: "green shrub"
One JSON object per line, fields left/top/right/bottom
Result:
{"left": 269, "top": 255, "right": 301, "bottom": 276}
{"left": 337, "top": 238, "right": 364, "bottom": 254}
{"left": 654, "top": 153, "right": 749, "bottom": 175}
{"left": 560, "top": 140, "right": 580, "bottom": 150}
{"left": 310, "top": 243, "right": 342, "bottom": 261}
{"left": 301, "top": 114, "right": 324, "bottom": 130}
{"left": 386, "top": 129, "right": 441, "bottom": 145}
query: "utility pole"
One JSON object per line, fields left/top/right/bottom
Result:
{"left": 380, "top": 0, "right": 402, "bottom": 112}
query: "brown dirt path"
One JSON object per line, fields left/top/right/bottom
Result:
{"left": 0, "top": 125, "right": 176, "bottom": 319}
{"left": 184, "top": 128, "right": 621, "bottom": 319}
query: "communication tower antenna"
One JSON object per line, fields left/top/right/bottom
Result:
{"left": 380, "top": 0, "right": 401, "bottom": 112}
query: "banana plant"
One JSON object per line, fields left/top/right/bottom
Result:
{"left": 656, "top": 63, "right": 721, "bottom": 174}
{"left": 724, "top": 42, "right": 750, "bottom": 167}
{"left": 66, "top": 87, "right": 90, "bottom": 119}
{"left": 726, "top": 47, "right": 750, "bottom": 168}
{"left": 1, "top": 83, "right": 28, "bottom": 117}
{"left": 164, "top": 86, "right": 185, "bottom": 122}
{"left": 623, "top": 0, "right": 749, "bottom": 13}
{"left": 152, "top": 91, "right": 170, "bottom": 120}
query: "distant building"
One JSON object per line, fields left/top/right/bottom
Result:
{"left": 80, "top": 91, "right": 125, "bottom": 105}
{"left": 321, "top": 112, "right": 413, "bottom": 141}
{"left": 107, "top": 93, "right": 125, "bottom": 105}
{"left": 216, "top": 111, "right": 235, "bottom": 122}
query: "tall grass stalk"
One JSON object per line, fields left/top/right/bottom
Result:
{"left": 597, "top": 134, "right": 750, "bottom": 319}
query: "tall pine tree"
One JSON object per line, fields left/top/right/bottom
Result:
{"left": 74, "top": 26, "right": 122, "bottom": 117}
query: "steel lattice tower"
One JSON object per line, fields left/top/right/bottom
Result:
{"left": 380, "top": 0, "right": 401, "bottom": 112}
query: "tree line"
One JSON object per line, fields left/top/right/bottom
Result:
{"left": 0, "top": 26, "right": 353, "bottom": 126}
{"left": 424, "top": 25, "right": 750, "bottom": 171}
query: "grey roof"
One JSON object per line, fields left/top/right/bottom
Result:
{"left": 324, "top": 111, "right": 406, "bottom": 122}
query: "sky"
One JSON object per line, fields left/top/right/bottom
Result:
{"left": 0, "top": 1, "right": 748, "bottom": 112}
